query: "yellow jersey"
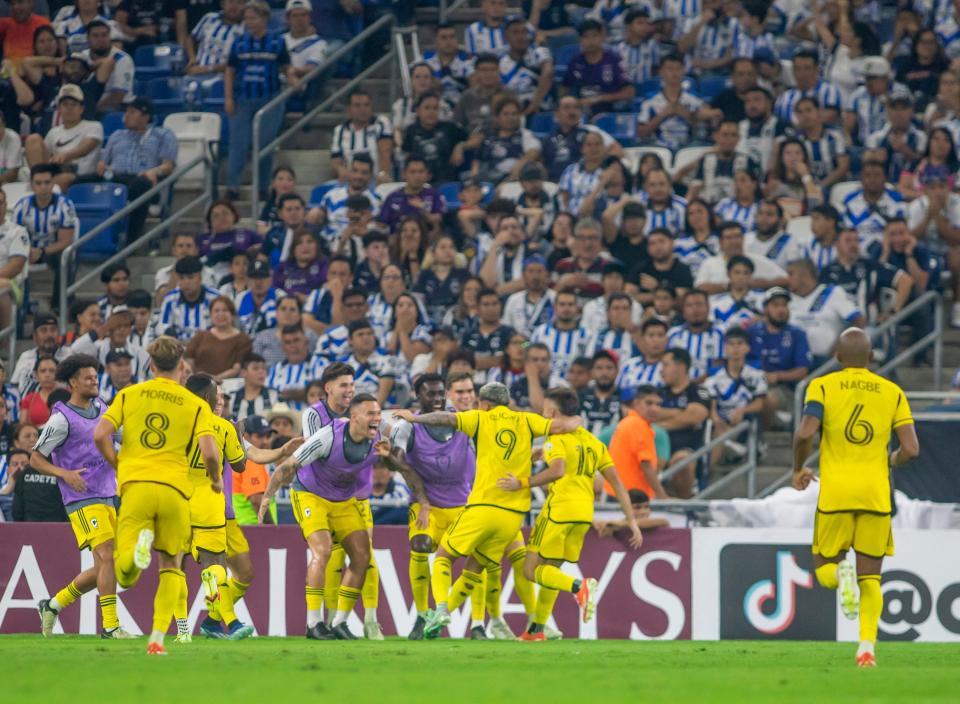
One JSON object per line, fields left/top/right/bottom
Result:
{"left": 188, "top": 416, "right": 244, "bottom": 486}
{"left": 456, "top": 407, "right": 553, "bottom": 513}
{"left": 103, "top": 377, "right": 217, "bottom": 498}
{"left": 804, "top": 367, "right": 913, "bottom": 513}
{"left": 543, "top": 426, "right": 614, "bottom": 523}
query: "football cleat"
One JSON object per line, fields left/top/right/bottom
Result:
{"left": 227, "top": 621, "right": 255, "bottom": 640}
{"left": 174, "top": 633, "right": 193, "bottom": 644}
{"left": 306, "top": 623, "right": 335, "bottom": 640}
{"left": 37, "top": 599, "right": 57, "bottom": 638}
{"left": 200, "top": 568, "right": 220, "bottom": 602}
{"left": 146, "top": 642, "right": 168, "bottom": 656}
{"left": 489, "top": 617, "right": 516, "bottom": 640}
{"left": 838, "top": 559, "right": 859, "bottom": 621}
{"left": 364, "top": 621, "right": 385, "bottom": 641}
{"left": 856, "top": 641, "right": 876, "bottom": 668}
{"left": 331, "top": 623, "right": 358, "bottom": 640}
{"left": 200, "top": 619, "right": 227, "bottom": 639}
{"left": 543, "top": 623, "right": 564, "bottom": 641}
{"left": 408, "top": 615, "right": 427, "bottom": 641}
{"left": 101, "top": 627, "right": 136, "bottom": 639}
{"left": 575, "top": 578, "right": 599, "bottom": 624}
{"left": 423, "top": 608, "right": 451, "bottom": 639}
{"left": 469, "top": 625, "right": 488, "bottom": 640}
{"left": 519, "top": 631, "right": 546, "bottom": 642}
{"left": 134, "top": 529, "right": 154, "bottom": 571}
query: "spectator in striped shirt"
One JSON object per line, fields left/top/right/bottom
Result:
{"left": 708, "top": 255, "right": 764, "bottom": 332}
{"left": 733, "top": 0, "right": 774, "bottom": 59}
{"left": 637, "top": 54, "right": 707, "bottom": 151}
{"left": 98, "top": 347, "right": 136, "bottom": 404}
{"left": 237, "top": 259, "right": 284, "bottom": 336}
{"left": 738, "top": 86, "right": 788, "bottom": 175}
{"left": 684, "top": 120, "right": 759, "bottom": 205}
{"left": 864, "top": 93, "right": 928, "bottom": 184}
{"left": 282, "top": 0, "right": 328, "bottom": 100}
{"left": 841, "top": 159, "right": 907, "bottom": 251}
{"left": 330, "top": 89, "right": 393, "bottom": 184}
{"left": 254, "top": 294, "right": 316, "bottom": 366}
{"left": 558, "top": 129, "right": 605, "bottom": 216}
{"left": 677, "top": 0, "right": 737, "bottom": 74}
{"left": 465, "top": 0, "right": 509, "bottom": 56}
{"left": 96, "top": 264, "right": 129, "bottom": 321}
{"left": 185, "top": 0, "right": 244, "bottom": 75}
{"left": 531, "top": 290, "right": 591, "bottom": 378}
{"left": 640, "top": 168, "right": 687, "bottom": 235}
{"left": 587, "top": 291, "right": 641, "bottom": 362}
{"left": 714, "top": 167, "right": 761, "bottom": 234}
{"left": 224, "top": 0, "right": 298, "bottom": 198}
{"left": 508, "top": 341, "right": 564, "bottom": 412}
{"left": 745, "top": 199, "right": 806, "bottom": 271}
{"left": 554, "top": 216, "right": 610, "bottom": 300}
{"left": 422, "top": 23, "right": 474, "bottom": 105}
{"left": 499, "top": 14, "right": 554, "bottom": 115}
{"left": 801, "top": 203, "right": 841, "bottom": 270}
{"left": 156, "top": 256, "right": 221, "bottom": 340}
{"left": 617, "top": 318, "right": 668, "bottom": 390}
{"left": 791, "top": 96, "right": 850, "bottom": 190}
{"left": 343, "top": 319, "right": 397, "bottom": 406}
{"left": 266, "top": 325, "right": 326, "bottom": 410}
{"left": 315, "top": 287, "right": 367, "bottom": 362}
{"left": 613, "top": 7, "right": 660, "bottom": 84}
{"left": 667, "top": 288, "right": 725, "bottom": 380}
{"left": 845, "top": 57, "right": 908, "bottom": 146}
{"left": 230, "top": 354, "right": 279, "bottom": 418}
{"left": 773, "top": 48, "right": 842, "bottom": 126}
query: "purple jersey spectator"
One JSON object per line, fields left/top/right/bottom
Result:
{"left": 273, "top": 258, "right": 329, "bottom": 297}
{"left": 562, "top": 49, "right": 628, "bottom": 114}
{"left": 378, "top": 187, "right": 446, "bottom": 232}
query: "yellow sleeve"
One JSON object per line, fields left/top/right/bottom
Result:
{"left": 523, "top": 411, "right": 553, "bottom": 438}
{"left": 803, "top": 378, "right": 825, "bottom": 406}
{"left": 543, "top": 435, "right": 566, "bottom": 465}
{"left": 224, "top": 423, "right": 245, "bottom": 465}
{"left": 195, "top": 403, "right": 217, "bottom": 438}
{"left": 102, "top": 388, "right": 125, "bottom": 429}
{"left": 892, "top": 390, "right": 914, "bottom": 429}
{"left": 596, "top": 444, "right": 615, "bottom": 473}
{"left": 455, "top": 409, "right": 481, "bottom": 437}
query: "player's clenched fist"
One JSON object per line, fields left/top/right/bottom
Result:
{"left": 792, "top": 467, "right": 815, "bottom": 491}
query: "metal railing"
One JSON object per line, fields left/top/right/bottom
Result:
{"left": 251, "top": 14, "right": 406, "bottom": 219}
{"left": 58, "top": 152, "right": 215, "bottom": 332}
{"left": 438, "top": 0, "right": 470, "bottom": 24}
{"left": 0, "top": 289, "right": 15, "bottom": 363}
{"left": 791, "top": 290, "right": 944, "bottom": 424}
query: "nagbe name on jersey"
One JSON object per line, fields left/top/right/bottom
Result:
{"left": 840, "top": 379, "right": 880, "bottom": 393}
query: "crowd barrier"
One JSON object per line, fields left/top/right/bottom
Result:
{"left": 1, "top": 525, "right": 957, "bottom": 641}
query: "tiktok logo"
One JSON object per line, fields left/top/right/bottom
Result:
{"left": 743, "top": 551, "right": 813, "bottom": 634}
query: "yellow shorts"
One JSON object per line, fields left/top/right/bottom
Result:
{"left": 528, "top": 511, "right": 590, "bottom": 563}
{"left": 813, "top": 510, "right": 894, "bottom": 559}
{"left": 68, "top": 502, "right": 117, "bottom": 551}
{"left": 291, "top": 489, "right": 366, "bottom": 542}
{"left": 408, "top": 503, "right": 464, "bottom": 547}
{"left": 226, "top": 519, "right": 249, "bottom": 558}
{"left": 189, "top": 482, "right": 226, "bottom": 530}
{"left": 191, "top": 526, "right": 227, "bottom": 560}
{"left": 440, "top": 505, "right": 524, "bottom": 567}
{"left": 116, "top": 481, "right": 191, "bottom": 557}
{"left": 357, "top": 498, "right": 374, "bottom": 531}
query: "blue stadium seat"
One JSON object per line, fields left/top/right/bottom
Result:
{"left": 309, "top": 181, "right": 339, "bottom": 208}
{"left": 637, "top": 77, "right": 661, "bottom": 98}
{"left": 141, "top": 77, "right": 185, "bottom": 118}
{"left": 527, "top": 112, "right": 556, "bottom": 138}
{"left": 133, "top": 43, "right": 186, "bottom": 80}
{"left": 697, "top": 75, "right": 728, "bottom": 100}
{"left": 553, "top": 43, "right": 580, "bottom": 78}
{"left": 68, "top": 183, "right": 128, "bottom": 262}
{"left": 591, "top": 113, "right": 638, "bottom": 147}
{"left": 101, "top": 111, "right": 126, "bottom": 142}
{"left": 439, "top": 181, "right": 462, "bottom": 209}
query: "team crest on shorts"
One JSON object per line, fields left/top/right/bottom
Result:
{"left": 304, "top": 507, "right": 312, "bottom": 517}
{"left": 90, "top": 517, "right": 99, "bottom": 528}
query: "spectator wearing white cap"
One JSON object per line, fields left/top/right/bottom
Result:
{"left": 282, "top": 0, "right": 328, "bottom": 95}
{"left": 864, "top": 92, "right": 928, "bottom": 184}
{"left": 845, "top": 56, "right": 910, "bottom": 145}
{"left": 24, "top": 84, "right": 102, "bottom": 190}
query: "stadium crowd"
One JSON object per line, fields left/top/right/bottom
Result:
{"left": 0, "top": 0, "right": 958, "bottom": 521}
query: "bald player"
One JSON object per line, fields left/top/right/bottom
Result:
{"left": 793, "top": 327, "right": 919, "bottom": 668}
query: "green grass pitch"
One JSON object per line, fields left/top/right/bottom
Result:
{"left": 2, "top": 636, "right": 959, "bottom": 703}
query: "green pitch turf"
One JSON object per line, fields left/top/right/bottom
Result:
{"left": 2, "top": 636, "right": 958, "bottom": 703}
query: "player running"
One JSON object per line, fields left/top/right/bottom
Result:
{"left": 392, "top": 382, "right": 580, "bottom": 639}
{"left": 33, "top": 355, "right": 135, "bottom": 639}
{"left": 499, "top": 387, "right": 643, "bottom": 640}
{"left": 93, "top": 336, "right": 222, "bottom": 655}
{"left": 259, "top": 393, "right": 390, "bottom": 640}
{"left": 793, "top": 328, "right": 919, "bottom": 668}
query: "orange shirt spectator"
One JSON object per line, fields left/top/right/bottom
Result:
{"left": 0, "top": 0, "right": 50, "bottom": 64}
{"left": 233, "top": 459, "right": 270, "bottom": 524}
{"left": 607, "top": 387, "right": 667, "bottom": 499}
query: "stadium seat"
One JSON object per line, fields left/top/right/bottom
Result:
{"left": 553, "top": 43, "right": 580, "bottom": 78}
{"left": 528, "top": 112, "right": 556, "bottom": 138}
{"left": 133, "top": 43, "right": 186, "bottom": 80}
{"left": 375, "top": 182, "right": 405, "bottom": 200}
{"left": 2, "top": 182, "right": 30, "bottom": 211}
{"left": 623, "top": 146, "right": 673, "bottom": 174}
{"left": 672, "top": 146, "right": 712, "bottom": 178}
{"left": 497, "top": 180, "right": 559, "bottom": 201}
{"left": 829, "top": 180, "right": 861, "bottom": 210}
{"left": 636, "top": 77, "right": 661, "bottom": 98}
{"left": 439, "top": 181, "right": 462, "bottom": 209}
{"left": 309, "top": 181, "right": 339, "bottom": 208}
{"left": 697, "top": 75, "right": 728, "bottom": 100}
{"left": 163, "top": 112, "right": 222, "bottom": 188}
{"left": 785, "top": 215, "right": 812, "bottom": 239}
{"left": 591, "top": 113, "right": 639, "bottom": 147}
{"left": 141, "top": 77, "right": 185, "bottom": 119}
{"left": 101, "top": 111, "right": 126, "bottom": 142}
{"left": 68, "top": 183, "right": 128, "bottom": 262}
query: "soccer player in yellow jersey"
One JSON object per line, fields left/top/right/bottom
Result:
{"left": 393, "top": 381, "right": 581, "bottom": 639}
{"left": 793, "top": 328, "right": 919, "bottom": 668}
{"left": 93, "top": 337, "right": 223, "bottom": 656}
{"left": 499, "top": 387, "right": 643, "bottom": 640}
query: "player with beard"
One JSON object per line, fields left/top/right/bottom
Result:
{"left": 578, "top": 351, "right": 622, "bottom": 436}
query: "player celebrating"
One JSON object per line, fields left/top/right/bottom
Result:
{"left": 259, "top": 394, "right": 390, "bottom": 640}
{"left": 392, "top": 382, "right": 580, "bottom": 639}
{"left": 93, "top": 336, "right": 222, "bottom": 655}
{"left": 33, "top": 355, "right": 135, "bottom": 639}
{"left": 793, "top": 328, "right": 919, "bottom": 668}
{"left": 499, "top": 387, "right": 643, "bottom": 640}
{"left": 385, "top": 372, "right": 481, "bottom": 640}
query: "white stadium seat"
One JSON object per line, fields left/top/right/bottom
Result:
{"left": 623, "top": 146, "right": 673, "bottom": 174}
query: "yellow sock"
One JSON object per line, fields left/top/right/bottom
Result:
{"left": 485, "top": 564, "right": 502, "bottom": 618}
{"left": 858, "top": 575, "right": 881, "bottom": 642}
{"left": 471, "top": 570, "right": 487, "bottom": 621}
{"left": 336, "top": 585, "right": 361, "bottom": 615}
{"left": 448, "top": 570, "right": 483, "bottom": 611}
{"left": 409, "top": 552, "right": 431, "bottom": 614}
{"left": 173, "top": 571, "right": 188, "bottom": 620}
{"left": 53, "top": 580, "right": 83, "bottom": 611}
{"left": 305, "top": 586, "right": 324, "bottom": 611}
{"left": 361, "top": 554, "right": 379, "bottom": 610}
{"left": 815, "top": 563, "right": 839, "bottom": 589}
{"left": 431, "top": 556, "right": 452, "bottom": 607}
{"left": 325, "top": 545, "right": 346, "bottom": 615}
{"left": 509, "top": 547, "right": 537, "bottom": 615}
{"left": 534, "top": 564, "right": 576, "bottom": 592}
{"left": 154, "top": 568, "right": 183, "bottom": 635}
{"left": 99, "top": 595, "right": 119, "bottom": 630}
{"left": 534, "top": 587, "right": 560, "bottom": 626}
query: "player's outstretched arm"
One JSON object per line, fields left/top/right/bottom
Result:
{"left": 791, "top": 413, "right": 821, "bottom": 490}
{"left": 93, "top": 417, "right": 119, "bottom": 471}
{"left": 601, "top": 465, "right": 643, "bottom": 549}
{"left": 549, "top": 415, "right": 583, "bottom": 435}
{"left": 394, "top": 409, "right": 458, "bottom": 428}
{"left": 891, "top": 422, "right": 920, "bottom": 467}
{"left": 245, "top": 436, "right": 306, "bottom": 466}
{"left": 199, "top": 434, "right": 223, "bottom": 493}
